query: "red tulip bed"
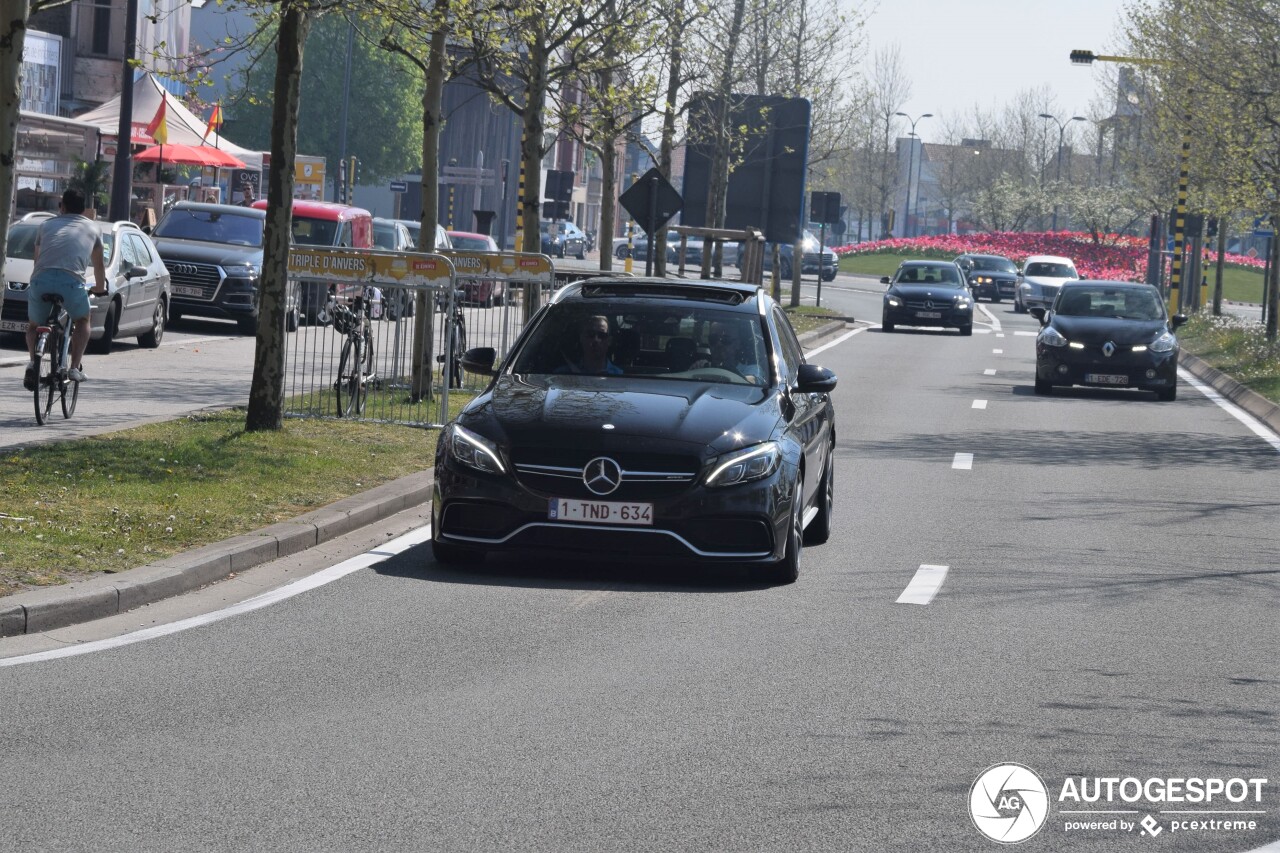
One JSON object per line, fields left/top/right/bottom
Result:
{"left": 833, "top": 232, "right": 1266, "bottom": 283}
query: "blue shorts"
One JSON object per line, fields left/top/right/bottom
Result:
{"left": 27, "top": 270, "right": 92, "bottom": 323}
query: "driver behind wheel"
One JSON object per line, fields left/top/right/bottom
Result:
{"left": 691, "top": 322, "right": 764, "bottom": 384}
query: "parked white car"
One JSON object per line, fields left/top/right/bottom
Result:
{"left": 2, "top": 214, "right": 171, "bottom": 352}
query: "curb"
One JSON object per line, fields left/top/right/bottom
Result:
{"left": 0, "top": 470, "right": 433, "bottom": 638}
{"left": 1180, "top": 353, "right": 1280, "bottom": 435}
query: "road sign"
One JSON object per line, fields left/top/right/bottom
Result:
{"left": 389, "top": 180, "right": 408, "bottom": 193}
{"left": 619, "top": 168, "right": 683, "bottom": 236}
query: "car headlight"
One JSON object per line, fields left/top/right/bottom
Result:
{"left": 706, "top": 441, "right": 780, "bottom": 488}
{"left": 955, "top": 296, "right": 971, "bottom": 308}
{"left": 973, "top": 275, "right": 991, "bottom": 284}
{"left": 1038, "top": 327, "right": 1069, "bottom": 348}
{"left": 1149, "top": 332, "right": 1177, "bottom": 353}
{"left": 222, "top": 263, "right": 260, "bottom": 278}
{"left": 885, "top": 296, "right": 901, "bottom": 307}
{"left": 446, "top": 423, "right": 506, "bottom": 474}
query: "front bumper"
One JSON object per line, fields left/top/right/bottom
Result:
{"left": 883, "top": 302, "right": 973, "bottom": 329}
{"left": 433, "top": 454, "right": 793, "bottom": 563}
{"left": 1036, "top": 344, "right": 1178, "bottom": 391}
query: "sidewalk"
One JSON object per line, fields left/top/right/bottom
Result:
{"left": 2, "top": 319, "right": 1276, "bottom": 638}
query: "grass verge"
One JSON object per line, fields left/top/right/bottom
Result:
{"left": 785, "top": 305, "right": 848, "bottom": 335}
{"left": 0, "top": 409, "right": 444, "bottom": 598}
{"left": 1177, "top": 313, "right": 1280, "bottom": 403}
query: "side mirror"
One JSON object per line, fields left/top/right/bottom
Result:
{"left": 1171, "top": 313, "right": 1188, "bottom": 329}
{"left": 880, "top": 276, "right": 891, "bottom": 285}
{"left": 795, "top": 363, "right": 838, "bottom": 394}
{"left": 461, "top": 346, "right": 497, "bottom": 376}
{"left": 1029, "top": 306, "right": 1047, "bottom": 324}
{"left": 126, "top": 264, "right": 148, "bottom": 279}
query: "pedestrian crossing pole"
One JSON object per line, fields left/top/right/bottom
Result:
{"left": 515, "top": 133, "right": 526, "bottom": 253}
{"left": 1168, "top": 123, "right": 1191, "bottom": 316}
{"left": 624, "top": 172, "right": 637, "bottom": 274}
{"left": 448, "top": 183, "right": 456, "bottom": 229}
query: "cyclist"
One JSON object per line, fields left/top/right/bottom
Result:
{"left": 23, "top": 189, "right": 108, "bottom": 388}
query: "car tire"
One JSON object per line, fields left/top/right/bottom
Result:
{"left": 576, "top": 248, "right": 586, "bottom": 260}
{"left": 959, "top": 324, "right": 973, "bottom": 336}
{"left": 137, "top": 299, "right": 166, "bottom": 348}
{"left": 1014, "top": 298, "right": 1027, "bottom": 314}
{"left": 804, "top": 453, "right": 833, "bottom": 546}
{"left": 1156, "top": 385, "right": 1177, "bottom": 402}
{"left": 780, "top": 259, "right": 792, "bottom": 279}
{"left": 432, "top": 538, "right": 485, "bottom": 565}
{"left": 881, "top": 315, "right": 895, "bottom": 332}
{"left": 1034, "top": 377, "right": 1052, "bottom": 395}
{"left": 286, "top": 308, "right": 300, "bottom": 333}
{"left": 993, "top": 296, "right": 1002, "bottom": 303}
{"left": 88, "top": 301, "right": 117, "bottom": 355}
{"left": 615, "top": 245, "right": 629, "bottom": 260}
{"left": 764, "top": 474, "right": 803, "bottom": 585}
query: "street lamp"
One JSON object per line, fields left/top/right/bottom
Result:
{"left": 895, "top": 112, "right": 932, "bottom": 237}
{"left": 1038, "top": 112, "right": 1087, "bottom": 230}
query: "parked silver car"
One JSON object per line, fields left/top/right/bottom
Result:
{"left": 2, "top": 215, "right": 171, "bottom": 352}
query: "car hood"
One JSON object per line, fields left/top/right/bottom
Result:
{"left": 1022, "top": 275, "right": 1075, "bottom": 289}
{"left": 2, "top": 257, "right": 34, "bottom": 286}
{"left": 152, "top": 238, "right": 263, "bottom": 266}
{"left": 968, "top": 269, "right": 1018, "bottom": 280}
{"left": 462, "top": 374, "right": 778, "bottom": 459}
{"left": 1050, "top": 316, "right": 1171, "bottom": 346}
{"left": 888, "top": 283, "right": 967, "bottom": 300}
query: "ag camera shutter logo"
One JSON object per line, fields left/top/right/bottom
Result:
{"left": 970, "top": 763, "right": 1050, "bottom": 843}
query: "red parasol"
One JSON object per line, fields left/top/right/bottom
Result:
{"left": 134, "top": 143, "right": 246, "bottom": 169}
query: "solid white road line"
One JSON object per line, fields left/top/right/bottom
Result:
{"left": 1180, "top": 368, "right": 1280, "bottom": 454}
{"left": 0, "top": 525, "right": 436, "bottom": 668}
{"left": 984, "top": 369, "right": 997, "bottom": 376}
{"left": 993, "top": 348, "right": 1004, "bottom": 354}
{"left": 1241, "top": 840, "right": 1280, "bottom": 852}
{"left": 977, "top": 304, "right": 1002, "bottom": 333}
{"left": 896, "top": 564, "right": 950, "bottom": 605}
{"left": 972, "top": 400, "right": 988, "bottom": 410}
{"left": 806, "top": 325, "right": 870, "bottom": 357}
{"left": 952, "top": 453, "right": 974, "bottom": 470}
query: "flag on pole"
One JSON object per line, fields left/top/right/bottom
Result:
{"left": 146, "top": 98, "right": 168, "bottom": 145}
{"left": 202, "top": 103, "right": 223, "bottom": 143}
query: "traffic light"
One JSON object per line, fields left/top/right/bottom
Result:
{"left": 544, "top": 169, "right": 574, "bottom": 204}
{"left": 1069, "top": 49, "right": 1096, "bottom": 65}
{"left": 1207, "top": 217, "right": 1219, "bottom": 238}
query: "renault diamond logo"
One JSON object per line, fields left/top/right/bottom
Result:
{"left": 583, "top": 456, "right": 622, "bottom": 496}
{"left": 1102, "top": 341, "right": 1116, "bottom": 358}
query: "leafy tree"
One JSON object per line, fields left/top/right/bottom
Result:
{"left": 229, "top": 12, "right": 423, "bottom": 186}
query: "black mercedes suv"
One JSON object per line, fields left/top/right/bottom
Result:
{"left": 151, "top": 201, "right": 296, "bottom": 334}
{"left": 431, "top": 277, "right": 839, "bottom": 584}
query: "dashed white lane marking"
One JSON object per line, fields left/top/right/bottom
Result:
{"left": 1180, "top": 368, "right": 1280, "bottom": 454}
{"left": 984, "top": 369, "right": 997, "bottom": 376}
{"left": 0, "top": 526, "right": 436, "bottom": 668}
{"left": 993, "top": 348, "right": 1004, "bottom": 354}
{"left": 1014, "top": 330, "right": 1037, "bottom": 336}
{"left": 897, "top": 564, "right": 950, "bottom": 604}
{"left": 952, "top": 452, "right": 974, "bottom": 470}
{"left": 996, "top": 333, "right": 1006, "bottom": 338}
{"left": 972, "top": 400, "right": 988, "bottom": 410}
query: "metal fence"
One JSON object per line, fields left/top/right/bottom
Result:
{"left": 280, "top": 248, "right": 554, "bottom": 427}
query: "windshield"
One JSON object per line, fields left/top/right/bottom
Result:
{"left": 1056, "top": 287, "right": 1165, "bottom": 320}
{"left": 1025, "top": 262, "right": 1076, "bottom": 278}
{"left": 971, "top": 256, "right": 1017, "bottom": 273}
{"left": 153, "top": 209, "right": 264, "bottom": 247}
{"left": 291, "top": 216, "right": 340, "bottom": 247}
{"left": 451, "top": 235, "right": 493, "bottom": 251}
{"left": 6, "top": 223, "right": 40, "bottom": 259}
{"left": 510, "top": 303, "right": 770, "bottom": 386}
{"left": 894, "top": 265, "right": 963, "bottom": 286}
{"left": 373, "top": 223, "right": 400, "bottom": 249}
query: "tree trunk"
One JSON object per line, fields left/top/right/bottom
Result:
{"left": 409, "top": 15, "right": 448, "bottom": 403}
{"left": 1268, "top": 214, "right": 1279, "bottom": 341}
{"left": 0, "top": 2, "right": 28, "bottom": 324}
{"left": 520, "top": 30, "right": 548, "bottom": 318}
{"left": 245, "top": 2, "right": 311, "bottom": 432}
{"left": 706, "top": 0, "right": 747, "bottom": 236}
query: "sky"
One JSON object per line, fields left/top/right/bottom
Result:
{"left": 860, "top": 0, "right": 1132, "bottom": 134}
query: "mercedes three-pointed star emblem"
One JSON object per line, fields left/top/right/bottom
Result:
{"left": 582, "top": 456, "right": 623, "bottom": 496}
{"left": 1102, "top": 341, "right": 1116, "bottom": 358}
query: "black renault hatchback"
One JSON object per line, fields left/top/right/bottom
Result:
{"left": 432, "top": 277, "right": 838, "bottom": 584}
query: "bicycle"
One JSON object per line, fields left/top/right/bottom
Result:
{"left": 30, "top": 293, "right": 79, "bottom": 425}
{"left": 320, "top": 286, "right": 376, "bottom": 417}
{"left": 436, "top": 287, "right": 467, "bottom": 389}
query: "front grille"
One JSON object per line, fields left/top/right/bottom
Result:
{"left": 1, "top": 297, "right": 27, "bottom": 323}
{"left": 681, "top": 517, "right": 773, "bottom": 553}
{"left": 166, "top": 261, "right": 223, "bottom": 301}
{"left": 904, "top": 298, "right": 954, "bottom": 310}
{"left": 516, "top": 525, "right": 694, "bottom": 558}
{"left": 512, "top": 449, "right": 699, "bottom": 501}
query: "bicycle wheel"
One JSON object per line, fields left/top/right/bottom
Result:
{"left": 33, "top": 332, "right": 55, "bottom": 425}
{"left": 336, "top": 337, "right": 364, "bottom": 417}
{"left": 60, "top": 363, "right": 79, "bottom": 419}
